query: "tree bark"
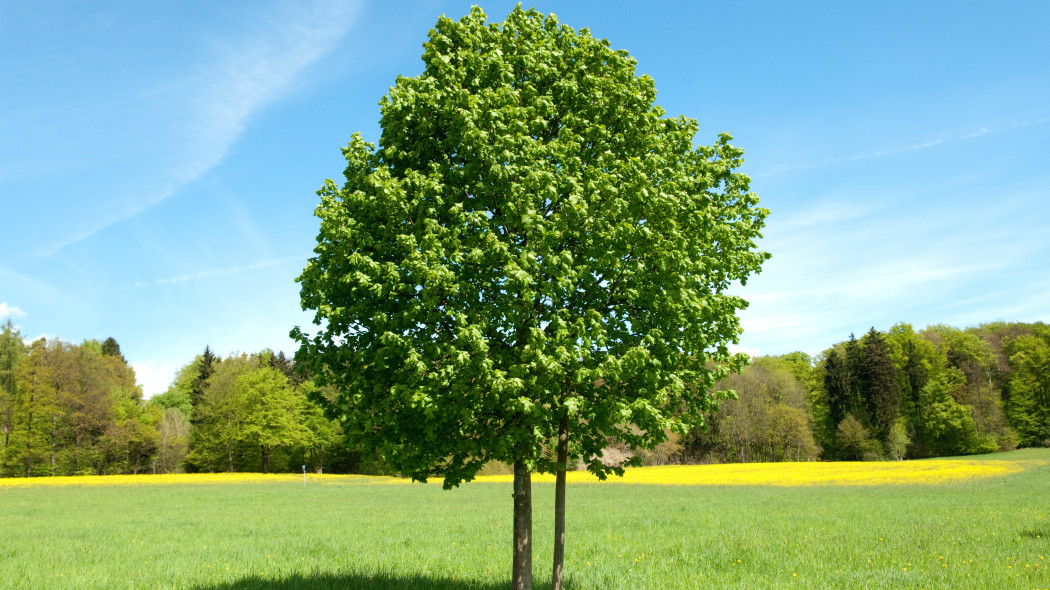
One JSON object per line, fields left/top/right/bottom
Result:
{"left": 25, "top": 390, "right": 34, "bottom": 478}
{"left": 512, "top": 460, "right": 532, "bottom": 590}
{"left": 552, "top": 413, "right": 569, "bottom": 590}
{"left": 50, "top": 415, "right": 56, "bottom": 475}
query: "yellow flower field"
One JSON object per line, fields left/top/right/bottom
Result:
{"left": 475, "top": 457, "right": 1046, "bottom": 487}
{"left": 0, "top": 472, "right": 408, "bottom": 489}
{"left": 1, "top": 456, "right": 1043, "bottom": 489}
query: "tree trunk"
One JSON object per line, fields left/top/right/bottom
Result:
{"left": 50, "top": 415, "right": 56, "bottom": 475}
{"left": 552, "top": 413, "right": 569, "bottom": 590}
{"left": 261, "top": 445, "right": 270, "bottom": 474}
{"left": 512, "top": 460, "right": 532, "bottom": 590}
{"left": 25, "top": 391, "right": 34, "bottom": 478}
{"left": 227, "top": 443, "right": 234, "bottom": 472}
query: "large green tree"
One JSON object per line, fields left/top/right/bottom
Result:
{"left": 293, "top": 7, "right": 768, "bottom": 589}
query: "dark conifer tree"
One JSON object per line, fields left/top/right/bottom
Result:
{"left": 190, "top": 346, "right": 217, "bottom": 414}
{"left": 861, "top": 327, "right": 901, "bottom": 443}
{"left": 100, "top": 337, "right": 125, "bottom": 362}
{"left": 844, "top": 334, "right": 868, "bottom": 424}
{"left": 902, "top": 339, "right": 928, "bottom": 430}
{"left": 823, "top": 349, "right": 851, "bottom": 426}
{"left": 268, "top": 351, "right": 295, "bottom": 380}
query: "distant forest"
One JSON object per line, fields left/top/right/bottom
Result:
{"left": 1, "top": 320, "right": 1047, "bottom": 477}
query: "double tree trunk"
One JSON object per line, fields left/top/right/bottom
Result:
{"left": 512, "top": 460, "right": 532, "bottom": 590}
{"left": 552, "top": 414, "right": 570, "bottom": 590}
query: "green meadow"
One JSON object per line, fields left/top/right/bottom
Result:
{"left": 1, "top": 449, "right": 1048, "bottom": 589}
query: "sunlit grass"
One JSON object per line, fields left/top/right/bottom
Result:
{"left": 1, "top": 449, "right": 1048, "bottom": 589}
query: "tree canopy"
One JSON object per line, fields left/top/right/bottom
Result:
{"left": 294, "top": 4, "right": 768, "bottom": 489}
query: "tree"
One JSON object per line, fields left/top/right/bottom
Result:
{"left": 1005, "top": 333, "right": 1050, "bottom": 446}
{"left": 186, "top": 355, "right": 255, "bottom": 472}
{"left": 836, "top": 413, "right": 878, "bottom": 461}
{"left": 689, "top": 356, "right": 817, "bottom": 463}
{"left": 190, "top": 346, "right": 218, "bottom": 414}
{"left": 823, "top": 349, "right": 850, "bottom": 426}
{"left": 150, "top": 361, "right": 195, "bottom": 419}
{"left": 100, "top": 337, "right": 125, "bottom": 362}
{"left": 859, "top": 328, "right": 901, "bottom": 446}
{"left": 293, "top": 7, "right": 768, "bottom": 589}
{"left": 4, "top": 339, "right": 60, "bottom": 476}
{"left": 0, "top": 320, "right": 25, "bottom": 451}
{"left": 154, "top": 406, "right": 190, "bottom": 473}
{"left": 919, "top": 368, "right": 994, "bottom": 455}
{"left": 103, "top": 387, "right": 159, "bottom": 474}
{"left": 236, "top": 366, "right": 310, "bottom": 473}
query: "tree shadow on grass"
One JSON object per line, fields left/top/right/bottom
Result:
{"left": 192, "top": 572, "right": 576, "bottom": 590}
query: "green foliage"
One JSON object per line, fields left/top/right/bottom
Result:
{"left": 190, "top": 345, "right": 218, "bottom": 412}
{"left": 155, "top": 406, "right": 190, "bottom": 473}
{"left": 859, "top": 328, "right": 901, "bottom": 445}
{"left": 103, "top": 387, "right": 160, "bottom": 474}
{"left": 885, "top": 418, "right": 910, "bottom": 461}
{"left": 1, "top": 337, "right": 147, "bottom": 476}
{"left": 822, "top": 348, "right": 850, "bottom": 427}
{"left": 919, "top": 369, "right": 991, "bottom": 456}
{"left": 187, "top": 354, "right": 323, "bottom": 473}
{"left": 1005, "top": 332, "right": 1050, "bottom": 446}
{"left": 3, "top": 339, "right": 60, "bottom": 476}
{"left": 687, "top": 356, "right": 818, "bottom": 462}
{"left": 100, "top": 337, "right": 124, "bottom": 361}
{"left": 237, "top": 367, "right": 311, "bottom": 473}
{"left": 835, "top": 414, "right": 880, "bottom": 461}
{"left": 293, "top": 5, "right": 769, "bottom": 488}
{"left": 0, "top": 320, "right": 25, "bottom": 451}
{"left": 186, "top": 355, "right": 258, "bottom": 472}
{"left": 149, "top": 361, "right": 195, "bottom": 418}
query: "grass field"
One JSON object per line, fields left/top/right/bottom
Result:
{"left": 1, "top": 449, "right": 1047, "bottom": 589}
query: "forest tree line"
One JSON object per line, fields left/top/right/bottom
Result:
{"left": 0, "top": 322, "right": 382, "bottom": 476}
{"left": 1, "top": 320, "right": 1047, "bottom": 477}
{"left": 679, "top": 321, "right": 1050, "bottom": 463}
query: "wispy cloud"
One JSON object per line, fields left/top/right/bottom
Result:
{"left": 0, "top": 302, "right": 27, "bottom": 320}
{"left": 46, "top": 1, "right": 362, "bottom": 255}
{"left": 757, "top": 117, "right": 1050, "bottom": 177}
{"left": 136, "top": 254, "right": 310, "bottom": 287}
{"left": 772, "top": 200, "right": 884, "bottom": 232}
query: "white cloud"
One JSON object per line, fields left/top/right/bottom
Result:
{"left": 728, "top": 343, "right": 761, "bottom": 359}
{"left": 47, "top": 1, "right": 362, "bottom": 255}
{"left": 0, "top": 302, "right": 26, "bottom": 320}
{"left": 136, "top": 254, "right": 310, "bottom": 287}
{"left": 756, "top": 117, "right": 1050, "bottom": 177}
{"left": 132, "top": 360, "right": 180, "bottom": 398}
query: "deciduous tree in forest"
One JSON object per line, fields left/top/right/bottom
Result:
{"left": 0, "top": 320, "right": 25, "bottom": 451}
{"left": 293, "top": 7, "right": 768, "bottom": 588}
{"left": 4, "top": 339, "right": 59, "bottom": 476}
{"left": 237, "top": 366, "right": 310, "bottom": 473}
{"left": 187, "top": 355, "right": 254, "bottom": 472}
{"left": 1006, "top": 332, "right": 1050, "bottom": 445}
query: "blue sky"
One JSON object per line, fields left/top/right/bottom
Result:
{"left": 2, "top": 1, "right": 1048, "bottom": 396}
